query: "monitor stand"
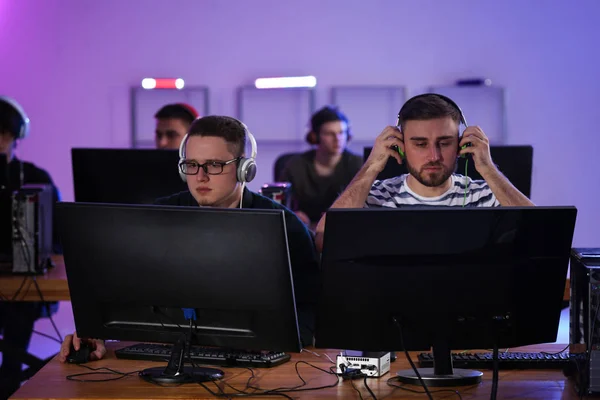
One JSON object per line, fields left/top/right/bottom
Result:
{"left": 139, "top": 336, "right": 224, "bottom": 384}
{"left": 396, "top": 342, "right": 483, "bottom": 387}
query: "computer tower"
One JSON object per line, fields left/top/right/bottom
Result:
{"left": 569, "top": 248, "right": 600, "bottom": 394}
{"left": 11, "top": 184, "right": 54, "bottom": 274}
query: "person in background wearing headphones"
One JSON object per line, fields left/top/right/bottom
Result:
{"left": 0, "top": 96, "right": 61, "bottom": 399}
{"left": 313, "top": 94, "right": 534, "bottom": 252}
{"left": 58, "top": 115, "right": 320, "bottom": 362}
{"left": 278, "top": 106, "right": 363, "bottom": 231}
{"left": 154, "top": 103, "right": 199, "bottom": 150}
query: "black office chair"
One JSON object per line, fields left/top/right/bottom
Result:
{"left": 273, "top": 152, "right": 299, "bottom": 182}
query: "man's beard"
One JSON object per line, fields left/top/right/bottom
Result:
{"left": 405, "top": 159, "right": 456, "bottom": 188}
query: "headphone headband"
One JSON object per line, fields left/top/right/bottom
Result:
{"left": 0, "top": 95, "right": 30, "bottom": 139}
{"left": 176, "top": 103, "right": 200, "bottom": 121}
{"left": 397, "top": 93, "right": 468, "bottom": 127}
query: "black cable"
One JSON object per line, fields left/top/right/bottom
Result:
{"left": 211, "top": 380, "right": 234, "bottom": 400}
{"left": 18, "top": 239, "right": 30, "bottom": 271}
{"left": 491, "top": 342, "right": 499, "bottom": 400}
{"left": 275, "top": 361, "right": 339, "bottom": 394}
{"left": 31, "top": 276, "right": 63, "bottom": 342}
{"left": 197, "top": 380, "right": 294, "bottom": 399}
{"left": 363, "top": 375, "right": 377, "bottom": 400}
{"left": 216, "top": 360, "right": 338, "bottom": 397}
{"left": 392, "top": 317, "right": 433, "bottom": 400}
{"left": 541, "top": 344, "right": 570, "bottom": 355}
{"left": 32, "top": 329, "right": 62, "bottom": 344}
{"left": 350, "top": 377, "right": 364, "bottom": 400}
{"left": 65, "top": 363, "right": 144, "bottom": 382}
{"left": 247, "top": 360, "right": 338, "bottom": 394}
{"left": 233, "top": 367, "right": 256, "bottom": 393}
{"left": 386, "top": 377, "right": 464, "bottom": 399}
{"left": 10, "top": 276, "right": 28, "bottom": 301}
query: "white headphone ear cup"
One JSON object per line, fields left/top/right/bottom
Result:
{"left": 237, "top": 158, "right": 257, "bottom": 183}
{"left": 245, "top": 159, "right": 256, "bottom": 183}
{"left": 178, "top": 134, "right": 188, "bottom": 183}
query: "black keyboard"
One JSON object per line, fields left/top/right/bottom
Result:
{"left": 417, "top": 351, "right": 571, "bottom": 370}
{"left": 115, "top": 343, "right": 290, "bottom": 368}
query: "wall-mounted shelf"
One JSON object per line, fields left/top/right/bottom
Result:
{"left": 330, "top": 85, "right": 408, "bottom": 140}
{"left": 428, "top": 85, "right": 507, "bottom": 144}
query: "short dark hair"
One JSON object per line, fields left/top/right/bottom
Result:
{"left": 154, "top": 104, "right": 197, "bottom": 125}
{"left": 187, "top": 116, "right": 247, "bottom": 157}
{"left": 397, "top": 94, "right": 462, "bottom": 132}
{"left": 310, "top": 106, "right": 349, "bottom": 134}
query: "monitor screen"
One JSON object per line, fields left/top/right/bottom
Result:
{"left": 315, "top": 206, "right": 576, "bottom": 383}
{"left": 56, "top": 202, "right": 302, "bottom": 353}
{"left": 363, "top": 145, "right": 533, "bottom": 198}
{"left": 71, "top": 148, "right": 188, "bottom": 204}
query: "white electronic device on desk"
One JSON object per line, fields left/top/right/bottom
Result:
{"left": 336, "top": 351, "right": 391, "bottom": 377}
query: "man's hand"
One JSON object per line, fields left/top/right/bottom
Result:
{"left": 459, "top": 126, "right": 498, "bottom": 177}
{"left": 363, "top": 126, "right": 404, "bottom": 174}
{"left": 58, "top": 332, "right": 107, "bottom": 363}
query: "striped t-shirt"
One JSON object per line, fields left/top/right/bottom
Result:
{"left": 366, "top": 174, "right": 500, "bottom": 208}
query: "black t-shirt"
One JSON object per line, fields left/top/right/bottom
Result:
{"left": 280, "top": 150, "right": 363, "bottom": 223}
{"left": 154, "top": 188, "right": 320, "bottom": 346}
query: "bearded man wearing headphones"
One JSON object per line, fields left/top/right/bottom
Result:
{"left": 278, "top": 106, "right": 363, "bottom": 230}
{"left": 313, "top": 93, "right": 534, "bottom": 253}
{"left": 0, "top": 96, "right": 61, "bottom": 399}
{"left": 59, "top": 115, "right": 320, "bottom": 363}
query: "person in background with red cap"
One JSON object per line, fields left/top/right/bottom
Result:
{"left": 154, "top": 103, "right": 199, "bottom": 150}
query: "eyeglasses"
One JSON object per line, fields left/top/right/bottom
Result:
{"left": 179, "top": 157, "right": 241, "bottom": 176}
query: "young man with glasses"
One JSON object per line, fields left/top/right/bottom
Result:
{"left": 59, "top": 116, "right": 319, "bottom": 363}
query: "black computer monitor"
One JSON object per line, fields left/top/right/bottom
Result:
{"left": 0, "top": 153, "right": 7, "bottom": 189}
{"left": 315, "top": 206, "right": 576, "bottom": 386}
{"left": 71, "top": 148, "right": 187, "bottom": 204}
{"left": 363, "top": 145, "right": 534, "bottom": 198}
{"left": 56, "top": 202, "right": 301, "bottom": 383}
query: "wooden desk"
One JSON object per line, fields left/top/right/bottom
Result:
{"left": 0, "top": 255, "right": 70, "bottom": 301}
{"left": 12, "top": 342, "right": 578, "bottom": 399}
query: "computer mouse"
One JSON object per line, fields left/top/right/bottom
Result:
{"left": 66, "top": 341, "right": 92, "bottom": 364}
